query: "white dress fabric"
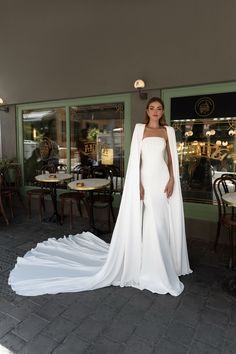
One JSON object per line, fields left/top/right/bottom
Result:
{"left": 9, "top": 124, "right": 192, "bottom": 296}
{"left": 140, "top": 137, "right": 184, "bottom": 295}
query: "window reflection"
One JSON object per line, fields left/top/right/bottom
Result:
{"left": 22, "top": 102, "right": 125, "bottom": 186}
{"left": 172, "top": 117, "right": 236, "bottom": 204}
{"left": 23, "top": 108, "right": 66, "bottom": 184}
{"left": 70, "top": 103, "right": 124, "bottom": 176}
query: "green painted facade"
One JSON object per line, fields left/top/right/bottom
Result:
{"left": 161, "top": 81, "right": 236, "bottom": 221}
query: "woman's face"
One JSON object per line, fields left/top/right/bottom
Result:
{"left": 147, "top": 101, "right": 164, "bottom": 123}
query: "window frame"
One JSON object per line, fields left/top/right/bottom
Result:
{"left": 16, "top": 94, "right": 131, "bottom": 188}
{"left": 161, "top": 81, "right": 236, "bottom": 221}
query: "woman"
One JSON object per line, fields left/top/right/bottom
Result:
{"left": 9, "top": 97, "right": 192, "bottom": 296}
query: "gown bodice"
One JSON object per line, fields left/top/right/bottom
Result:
{"left": 141, "top": 137, "right": 169, "bottom": 193}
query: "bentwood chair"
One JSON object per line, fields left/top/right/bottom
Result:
{"left": 59, "top": 167, "right": 89, "bottom": 230}
{"left": 91, "top": 165, "right": 116, "bottom": 232}
{"left": 55, "top": 163, "right": 68, "bottom": 189}
{"left": 213, "top": 175, "right": 236, "bottom": 268}
{"left": 26, "top": 165, "right": 54, "bottom": 221}
{"left": 4, "top": 163, "right": 24, "bottom": 206}
{"left": 71, "top": 165, "right": 92, "bottom": 180}
{"left": 108, "top": 165, "right": 124, "bottom": 197}
{"left": 0, "top": 173, "right": 13, "bottom": 224}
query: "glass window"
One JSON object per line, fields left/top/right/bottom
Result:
{"left": 23, "top": 108, "right": 66, "bottom": 185}
{"left": 172, "top": 117, "right": 236, "bottom": 204}
{"left": 70, "top": 103, "right": 124, "bottom": 176}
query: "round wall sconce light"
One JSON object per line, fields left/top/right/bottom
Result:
{"left": 0, "top": 97, "right": 9, "bottom": 112}
{"left": 134, "top": 79, "right": 148, "bottom": 100}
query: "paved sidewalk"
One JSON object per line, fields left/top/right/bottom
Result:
{"left": 0, "top": 206, "right": 236, "bottom": 353}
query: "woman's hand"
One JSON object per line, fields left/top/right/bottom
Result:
{"left": 164, "top": 177, "right": 174, "bottom": 198}
{"left": 140, "top": 183, "right": 144, "bottom": 200}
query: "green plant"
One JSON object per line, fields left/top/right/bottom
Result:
{"left": 0, "top": 159, "right": 9, "bottom": 170}
{"left": 0, "top": 157, "right": 18, "bottom": 171}
{"left": 87, "top": 128, "right": 99, "bottom": 141}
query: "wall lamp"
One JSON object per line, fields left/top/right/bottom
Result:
{"left": 134, "top": 79, "right": 148, "bottom": 100}
{"left": 0, "top": 97, "right": 9, "bottom": 112}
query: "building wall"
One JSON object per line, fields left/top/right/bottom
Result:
{"left": 0, "top": 107, "right": 16, "bottom": 160}
{"left": 0, "top": 1, "right": 235, "bottom": 105}
{"left": 1, "top": 1, "right": 235, "bottom": 160}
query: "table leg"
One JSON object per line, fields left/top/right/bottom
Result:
{"left": 84, "top": 191, "right": 102, "bottom": 236}
{"left": 88, "top": 190, "right": 95, "bottom": 231}
{"left": 43, "top": 183, "right": 61, "bottom": 224}
{"left": 0, "top": 195, "right": 9, "bottom": 225}
{"left": 86, "top": 191, "right": 110, "bottom": 236}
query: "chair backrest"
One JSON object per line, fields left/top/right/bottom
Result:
{"left": 4, "top": 164, "right": 22, "bottom": 190}
{"left": 40, "top": 164, "right": 56, "bottom": 174}
{"left": 108, "top": 165, "right": 124, "bottom": 195}
{"left": 55, "top": 163, "right": 67, "bottom": 172}
{"left": 71, "top": 166, "right": 92, "bottom": 180}
{"left": 0, "top": 173, "right": 4, "bottom": 191}
{"left": 213, "top": 175, "right": 236, "bottom": 219}
{"left": 91, "top": 165, "right": 114, "bottom": 190}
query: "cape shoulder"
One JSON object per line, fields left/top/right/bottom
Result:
{"left": 134, "top": 123, "right": 145, "bottom": 132}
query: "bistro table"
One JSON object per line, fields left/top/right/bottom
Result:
{"left": 35, "top": 172, "right": 72, "bottom": 223}
{"left": 222, "top": 192, "right": 236, "bottom": 297}
{"left": 68, "top": 178, "right": 110, "bottom": 233}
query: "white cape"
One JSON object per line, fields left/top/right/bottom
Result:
{"left": 9, "top": 124, "right": 192, "bottom": 296}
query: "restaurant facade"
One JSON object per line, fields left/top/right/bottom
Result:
{"left": 0, "top": 1, "right": 236, "bottom": 223}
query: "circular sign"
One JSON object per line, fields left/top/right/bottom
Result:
{"left": 194, "top": 97, "right": 215, "bottom": 117}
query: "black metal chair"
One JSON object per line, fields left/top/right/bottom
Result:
{"left": 4, "top": 163, "right": 24, "bottom": 206}
{"left": 54, "top": 163, "right": 68, "bottom": 189}
{"left": 26, "top": 165, "right": 54, "bottom": 221}
{"left": 213, "top": 175, "right": 236, "bottom": 268}
{"left": 55, "top": 163, "right": 67, "bottom": 172}
{"left": 59, "top": 167, "right": 89, "bottom": 230}
{"left": 0, "top": 173, "right": 13, "bottom": 224}
{"left": 108, "top": 165, "right": 124, "bottom": 197}
{"left": 91, "top": 165, "right": 116, "bottom": 232}
{"left": 71, "top": 165, "right": 92, "bottom": 180}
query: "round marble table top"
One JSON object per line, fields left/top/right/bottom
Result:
{"left": 68, "top": 178, "right": 110, "bottom": 191}
{"left": 35, "top": 173, "right": 73, "bottom": 183}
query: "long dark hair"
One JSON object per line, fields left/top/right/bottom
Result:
{"left": 144, "top": 97, "right": 167, "bottom": 126}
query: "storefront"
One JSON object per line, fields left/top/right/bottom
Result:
{"left": 162, "top": 81, "right": 236, "bottom": 220}
{"left": 16, "top": 94, "right": 131, "bottom": 188}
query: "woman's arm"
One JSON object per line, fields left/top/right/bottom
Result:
{"left": 140, "top": 155, "right": 144, "bottom": 200}
{"left": 140, "top": 182, "right": 144, "bottom": 200}
{"left": 164, "top": 137, "right": 174, "bottom": 198}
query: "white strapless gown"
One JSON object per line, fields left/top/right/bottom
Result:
{"left": 9, "top": 137, "right": 185, "bottom": 296}
{"left": 139, "top": 137, "right": 184, "bottom": 294}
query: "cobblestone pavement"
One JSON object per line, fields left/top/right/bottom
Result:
{"left": 0, "top": 204, "right": 236, "bottom": 353}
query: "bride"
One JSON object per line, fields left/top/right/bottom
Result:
{"left": 9, "top": 97, "right": 192, "bottom": 297}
